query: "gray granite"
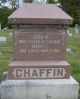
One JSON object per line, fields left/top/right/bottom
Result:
{"left": 0, "top": 75, "right": 79, "bottom": 99}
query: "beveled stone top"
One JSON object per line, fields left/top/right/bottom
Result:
{"left": 8, "top": 3, "right": 73, "bottom": 25}
{"left": 9, "top": 61, "right": 70, "bottom": 67}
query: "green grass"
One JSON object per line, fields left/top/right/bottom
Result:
{"left": 0, "top": 28, "right": 80, "bottom": 98}
{"left": 67, "top": 28, "right": 80, "bottom": 84}
{"left": 0, "top": 29, "right": 12, "bottom": 80}
{"left": 67, "top": 28, "right": 80, "bottom": 99}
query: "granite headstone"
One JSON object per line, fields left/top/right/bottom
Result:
{"left": 8, "top": 3, "right": 73, "bottom": 80}
{"left": 0, "top": 37, "right": 6, "bottom": 44}
{"left": 0, "top": 3, "right": 79, "bottom": 99}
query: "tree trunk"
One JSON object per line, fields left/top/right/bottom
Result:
{"left": 23, "top": 0, "right": 32, "bottom": 3}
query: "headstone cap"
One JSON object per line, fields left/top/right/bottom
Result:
{"left": 8, "top": 3, "right": 73, "bottom": 25}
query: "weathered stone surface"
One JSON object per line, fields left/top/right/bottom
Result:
{"left": 8, "top": 3, "right": 73, "bottom": 25}
{"left": 13, "top": 25, "right": 66, "bottom": 61}
{"left": 0, "top": 76, "right": 79, "bottom": 99}
{"left": 8, "top": 61, "right": 70, "bottom": 79}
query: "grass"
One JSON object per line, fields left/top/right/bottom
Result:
{"left": 0, "top": 28, "right": 80, "bottom": 98}
{"left": 67, "top": 28, "right": 80, "bottom": 84}
{"left": 67, "top": 28, "right": 80, "bottom": 99}
{"left": 0, "top": 29, "right": 12, "bottom": 80}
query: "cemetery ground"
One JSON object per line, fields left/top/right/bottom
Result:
{"left": 0, "top": 28, "right": 80, "bottom": 98}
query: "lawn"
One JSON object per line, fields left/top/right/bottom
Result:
{"left": 0, "top": 29, "right": 12, "bottom": 80}
{"left": 67, "top": 28, "right": 80, "bottom": 84}
{"left": 0, "top": 28, "right": 80, "bottom": 98}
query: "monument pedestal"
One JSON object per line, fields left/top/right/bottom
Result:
{"left": 0, "top": 74, "right": 79, "bottom": 99}
{"left": 9, "top": 61, "right": 70, "bottom": 79}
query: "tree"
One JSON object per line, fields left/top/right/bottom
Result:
{"left": 23, "top": 0, "right": 32, "bottom": 3}
{"left": 48, "top": 0, "right": 58, "bottom": 4}
{"left": 0, "top": 0, "right": 6, "bottom": 6}
{"left": 0, "top": 0, "right": 19, "bottom": 10}
{"left": 59, "top": 0, "right": 80, "bottom": 24}
{"left": 0, "top": 0, "right": 20, "bottom": 28}
{"left": 7, "top": 0, "right": 19, "bottom": 10}
{"left": 48, "top": 0, "right": 80, "bottom": 25}
{"left": 0, "top": 6, "right": 12, "bottom": 28}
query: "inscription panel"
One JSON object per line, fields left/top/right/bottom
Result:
{"left": 9, "top": 67, "right": 69, "bottom": 79}
{"left": 13, "top": 28, "right": 66, "bottom": 61}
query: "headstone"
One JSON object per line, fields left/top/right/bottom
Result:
{"left": 75, "top": 24, "right": 79, "bottom": 29}
{"left": 0, "top": 37, "right": 6, "bottom": 44}
{"left": 74, "top": 28, "right": 79, "bottom": 33}
{"left": 3, "top": 27, "right": 8, "bottom": 31}
{"left": 67, "top": 30, "right": 72, "bottom": 37}
{"left": 9, "top": 33, "right": 12, "bottom": 36}
{"left": 66, "top": 48, "right": 73, "bottom": 54}
{"left": 0, "top": 3, "right": 79, "bottom": 99}
{"left": 74, "top": 24, "right": 79, "bottom": 33}
{"left": 8, "top": 3, "right": 73, "bottom": 79}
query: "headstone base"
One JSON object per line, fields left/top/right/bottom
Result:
{"left": 8, "top": 61, "right": 70, "bottom": 79}
{"left": 0, "top": 73, "right": 79, "bottom": 99}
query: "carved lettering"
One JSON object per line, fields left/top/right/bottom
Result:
{"left": 32, "top": 69, "right": 38, "bottom": 77}
{"left": 12, "top": 68, "right": 66, "bottom": 79}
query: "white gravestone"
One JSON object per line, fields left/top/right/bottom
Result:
{"left": 67, "top": 30, "right": 72, "bottom": 37}
{"left": 3, "top": 27, "right": 8, "bottom": 31}
{"left": 74, "top": 24, "right": 79, "bottom": 33}
{"left": 74, "top": 28, "right": 79, "bottom": 33}
{"left": 66, "top": 48, "right": 73, "bottom": 54}
{"left": 0, "top": 37, "right": 6, "bottom": 44}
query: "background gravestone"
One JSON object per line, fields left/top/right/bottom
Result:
{"left": 0, "top": 37, "right": 6, "bottom": 44}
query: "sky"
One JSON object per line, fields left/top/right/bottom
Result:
{"left": 4, "top": 0, "right": 59, "bottom": 8}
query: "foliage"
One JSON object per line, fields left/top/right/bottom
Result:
{"left": 0, "top": 7, "right": 12, "bottom": 28}
{"left": 0, "top": 0, "right": 19, "bottom": 29}
{"left": 23, "top": 0, "right": 32, "bottom": 3}
{"left": 59, "top": 0, "right": 80, "bottom": 24}
{"left": 7, "top": 0, "right": 19, "bottom": 10}
{"left": 48, "top": 0, "right": 55, "bottom": 4}
{"left": 48, "top": 0, "right": 80, "bottom": 25}
{"left": 48, "top": 0, "right": 58, "bottom": 4}
{"left": 0, "top": 0, "right": 6, "bottom": 6}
